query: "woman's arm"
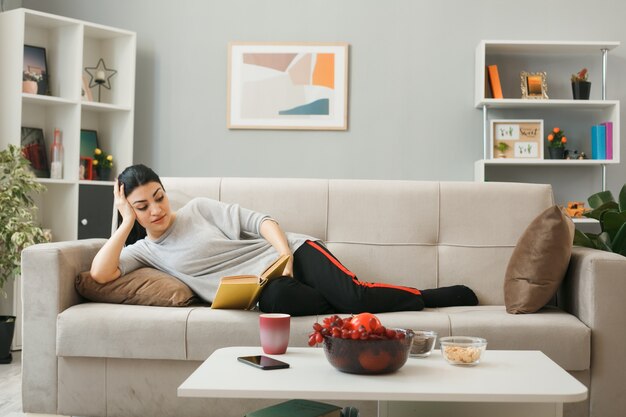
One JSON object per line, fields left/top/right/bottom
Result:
{"left": 90, "top": 181, "right": 136, "bottom": 283}
{"left": 259, "top": 219, "right": 294, "bottom": 277}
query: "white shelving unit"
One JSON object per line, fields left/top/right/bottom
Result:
{"left": 474, "top": 40, "right": 620, "bottom": 198}
{"left": 0, "top": 8, "right": 136, "bottom": 242}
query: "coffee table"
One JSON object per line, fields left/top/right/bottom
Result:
{"left": 178, "top": 346, "right": 587, "bottom": 417}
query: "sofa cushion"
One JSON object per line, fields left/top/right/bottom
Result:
{"left": 57, "top": 303, "right": 194, "bottom": 360}
{"left": 447, "top": 305, "right": 590, "bottom": 371}
{"left": 504, "top": 205, "right": 575, "bottom": 314}
{"left": 76, "top": 268, "right": 200, "bottom": 307}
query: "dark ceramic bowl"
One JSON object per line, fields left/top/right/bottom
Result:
{"left": 322, "top": 329, "right": 414, "bottom": 375}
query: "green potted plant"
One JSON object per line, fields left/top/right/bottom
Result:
{"left": 571, "top": 68, "right": 591, "bottom": 100}
{"left": 0, "top": 144, "right": 48, "bottom": 363}
{"left": 495, "top": 142, "right": 510, "bottom": 158}
{"left": 574, "top": 184, "right": 626, "bottom": 256}
{"left": 546, "top": 127, "right": 567, "bottom": 159}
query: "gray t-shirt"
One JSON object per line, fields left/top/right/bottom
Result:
{"left": 118, "top": 197, "right": 315, "bottom": 303}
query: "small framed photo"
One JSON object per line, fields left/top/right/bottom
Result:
{"left": 228, "top": 42, "right": 349, "bottom": 130}
{"left": 21, "top": 127, "right": 50, "bottom": 178}
{"left": 79, "top": 157, "right": 94, "bottom": 180}
{"left": 491, "top": 119, "right": 544, "bottom": 160}
{"left": 80, "top": 129, "right": 99, "bottom": 158}
{"left": 23, "top": 45, "right": 49, "bottom": 95}
{"left": 81, "top": 75, "right": 93, "bottom": 102}
{"left": 520, "top": 71, "right": 548, "bottom": 99}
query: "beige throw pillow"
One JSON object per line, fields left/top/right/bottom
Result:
{"left": 504, "top": 205, "right": 575, "bottom": 314}
{"left": 76, "top": 268, "right": 200, "bottom": 307}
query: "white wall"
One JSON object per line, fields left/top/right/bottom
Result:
{"left": 18, "top": 0, "right": 626, "bottom": 198}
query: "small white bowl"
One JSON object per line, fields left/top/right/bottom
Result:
{"left": 439, "top": 336, "right": 487, "bottom": 366}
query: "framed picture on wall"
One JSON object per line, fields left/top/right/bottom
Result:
{"left": 23, "top": 45, "right": 49, "bottom": 95}
{"left": 227, "top": 42, "right": 349, "bottom": 130}
{"left": 21, "top": 127, "right": 50, "bottom": 178}
{"left": 490, "top": 119, "right": 544, "bottom": 160}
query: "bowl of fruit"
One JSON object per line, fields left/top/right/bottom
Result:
{"left": 308, "top": 313, "right": 414, "bottom": 375}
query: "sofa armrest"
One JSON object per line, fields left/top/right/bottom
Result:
{"left": 559, "top": 246, "right": 626, "bottom": 417}
{"left": 21, "top": 239, "right": 105, "bottom": 414}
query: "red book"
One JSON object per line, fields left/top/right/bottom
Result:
{"left": 487, "top": 65, "right": 503, "bottom": 99}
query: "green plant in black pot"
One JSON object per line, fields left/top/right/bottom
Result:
{"left": 574, "top": 184, "right": 626, "bottom": 256}
{"left": 0, "top": 144, "right": 48, "bottom": 363}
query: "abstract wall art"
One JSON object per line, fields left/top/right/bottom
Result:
{"left": 228, "top": 42, "right": 349, "bottom": 130}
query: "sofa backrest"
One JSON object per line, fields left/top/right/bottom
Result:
{"left": 161, "top": 178, "right": 554, "bottom": 305}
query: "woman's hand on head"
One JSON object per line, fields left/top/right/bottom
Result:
{"left": 114, "top": 179, "right": 136, "bottom": 224}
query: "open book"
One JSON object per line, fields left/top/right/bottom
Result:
{"left": 211, "top": 254, "right": 291, "bottom": 310}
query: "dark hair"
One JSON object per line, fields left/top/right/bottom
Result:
{"left": 117, "top": 164, "right": 164, "bottom": 245}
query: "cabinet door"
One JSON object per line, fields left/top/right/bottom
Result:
{"left": 78, "top": 184, "right": 114, "bottom": 239}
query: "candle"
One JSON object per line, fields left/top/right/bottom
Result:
{"left": 96, "top": 70, "right": 106, "bottom": 82}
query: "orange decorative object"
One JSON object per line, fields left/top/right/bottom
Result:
{"left": 566, "top": 201, "right": 588, "bottom": 218}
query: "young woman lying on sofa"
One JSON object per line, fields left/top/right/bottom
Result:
{"left": 90, "top": 164, "right": 478, "bottom": 316}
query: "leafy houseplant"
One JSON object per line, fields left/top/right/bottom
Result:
{"left": 574, "top": 184, "right": 626, "bottom": 256}
{"left": 1, "top": 144, "right": 48, "bottom": 362}
{"left": 546, "top": 127, "right": 567, "bottom": 159}
{"left": 571, "top": 68, "right": 591, "bottom": 100}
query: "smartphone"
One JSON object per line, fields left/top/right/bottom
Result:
{"left": 237, "top": 355, "right": 290, "bottom": 370}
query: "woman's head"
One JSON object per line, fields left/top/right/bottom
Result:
{"left": 117, "top": 164, "right": 173, "bottom": 244}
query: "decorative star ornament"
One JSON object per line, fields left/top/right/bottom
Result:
{"left": 85, "top": 58, "right": 117, "bottom": 89}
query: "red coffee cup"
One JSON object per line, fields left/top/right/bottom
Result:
{"left": 259, "top": 313, "right": 291, "bottom": 355}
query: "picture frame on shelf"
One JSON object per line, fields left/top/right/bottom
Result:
{"left": 20, "top": 127, "right": 50, "bottom": 178}
{"left": 520, "top": 71, "right": 548, "bottom": 99}
{"left": 81, "top": 75, "right": 93, "bottom": 102}
{"left": 80, "top": 129, "right": 99, "bottom": 180}
{"left": 227, "top": 42, "right": 349, "bottom": 130}
{"left": 23, "top": 45, "right": 49, "bottom": 95}
{"left": 80, "top": 129, "right": 99, "bottom": 158}
{"left": 490, "top": 119, "right": 544, "bottom": 160}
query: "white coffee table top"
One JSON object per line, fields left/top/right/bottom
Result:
{"left": 178, "top": 346, "right": 587, "bottom": 403}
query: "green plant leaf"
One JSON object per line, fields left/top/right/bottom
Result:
{"left": 596, "top": 232, "right": 613, "bottom": 252}
{"left": 573, "top": 229, "right": 597, "bottom": 249}
{"left": 601, "top": 210, "right": 626, "bottom": 241}
{"left": 611, "top": 223, "right": 626, "bottom": 256}
{"left": 619, "top": 184, "right": 626, "bottom": 212}
{"left": 585, "top": 201, "right": 619, "bottom": 220}
{"left": 588, "top": 190, "right": 615, "bottom": 209}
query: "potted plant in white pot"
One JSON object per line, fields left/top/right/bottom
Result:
{"left": 0, "top": 144, "right": 48, "bottom": 364}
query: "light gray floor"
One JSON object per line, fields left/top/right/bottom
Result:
{"left": 0, "top": 351, "right": 25, "bottom": 417}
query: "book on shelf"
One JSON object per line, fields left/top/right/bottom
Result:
{"left": 591, "top": 124, "right": 607, "bottom": 160}
{"left": 601, "top": 121, "right": 613, "bottom": 160}
{"left": 487, "top": 65, "right": 503, "bottom": 99}
{"left": 211, "top": 254, "right": 290, "bottom": 310}
{"left": 245, "top": 399, "right": 342, "bottom": 417}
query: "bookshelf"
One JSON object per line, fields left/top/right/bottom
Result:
{"left": 0, "top": 8, "right": 135, "bottom": 241}
{"left": 474, "top": 41, "right": 620, "bottom": 201}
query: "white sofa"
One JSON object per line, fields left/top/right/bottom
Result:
{"left": 21, "top": 178, "right": 626, "bottom": 417}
